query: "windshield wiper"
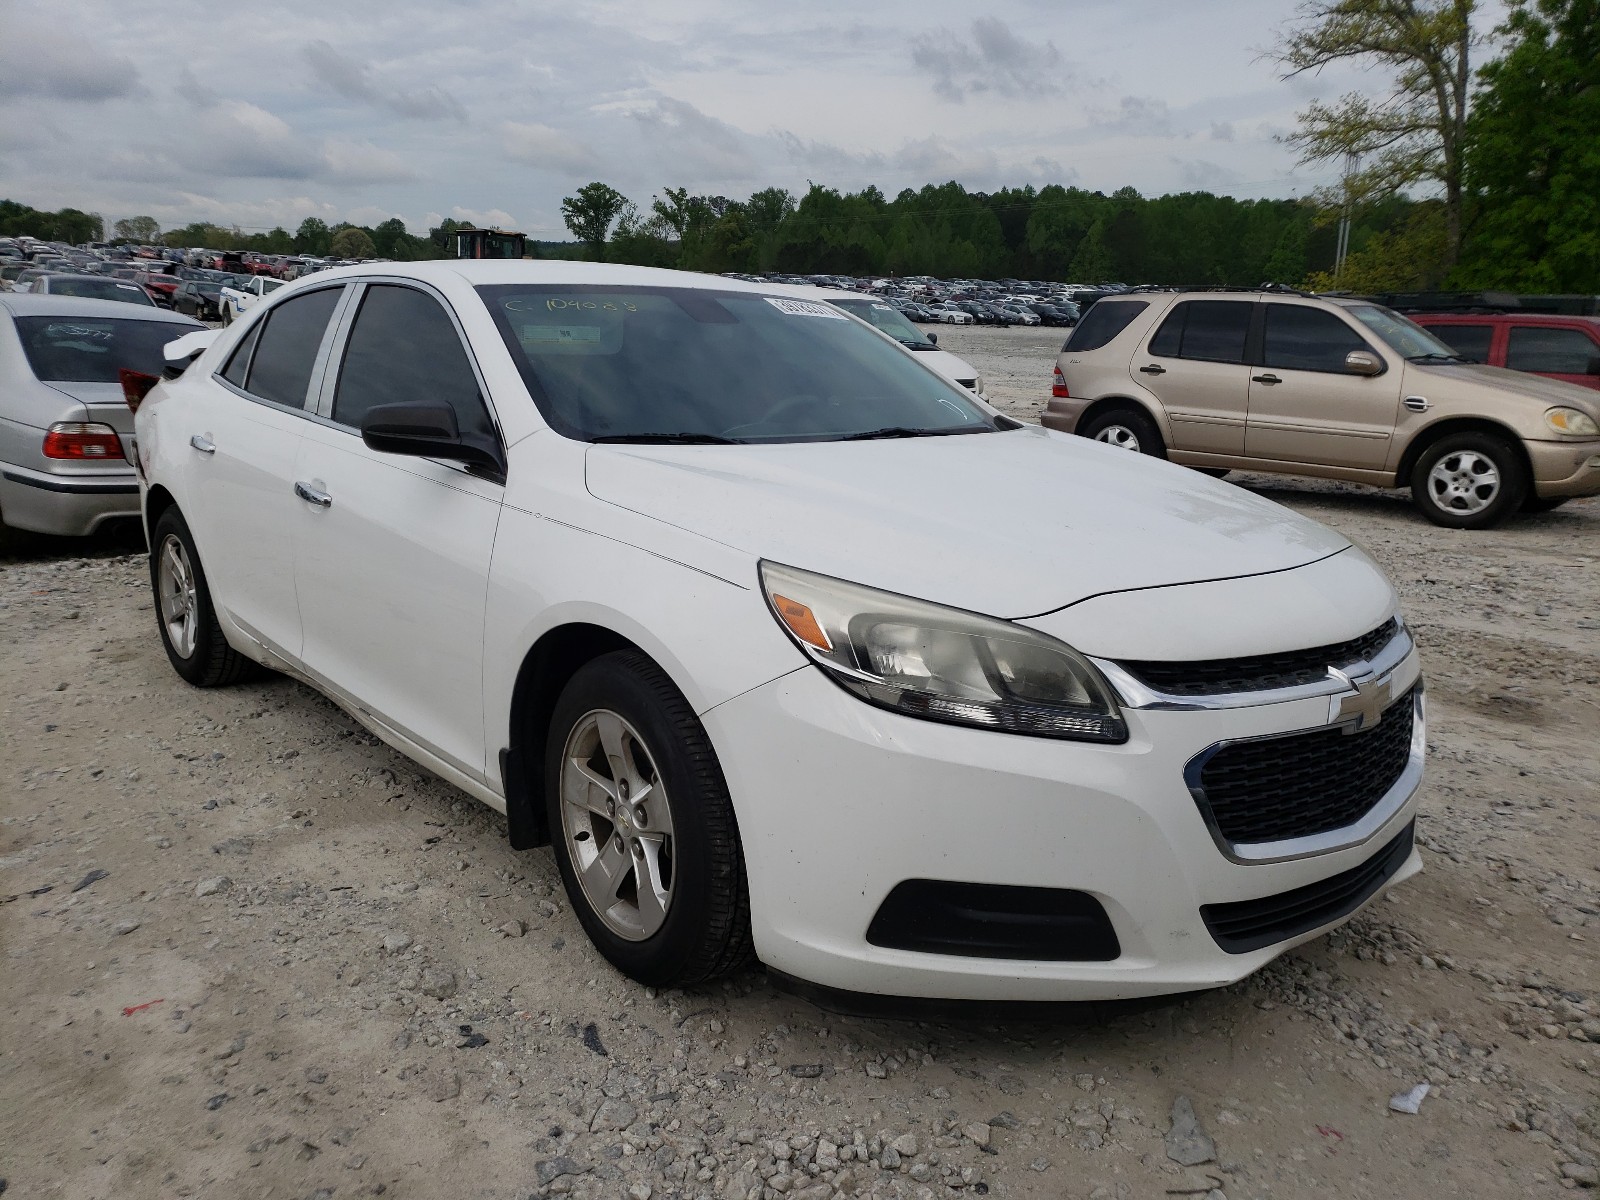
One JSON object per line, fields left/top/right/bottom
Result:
{"left": 1406, "top": 352, "right": 1468, "bottom": 364}
{"left": 837, "top": 424, "right": 992, "bottom": 442}
{"left": 589, "top": 432, "right": 742, "bottom": 445}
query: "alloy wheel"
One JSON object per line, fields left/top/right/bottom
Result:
{"left": 157, "top": 533, "right": 199, "bottom": 659}
{"left": 559, "top": 709, "right": 676, "bottom": 941}
{"left": 1094, "top": 424, "right": 1142, "bottom": 451}
{"left": 1427, "top": 449, "right": 1500, "bottom": 514}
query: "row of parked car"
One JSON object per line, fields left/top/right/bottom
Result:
{"left": 726, "top": 271, "right": 1107, "bottom": 327}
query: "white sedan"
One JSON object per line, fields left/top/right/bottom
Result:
{"left": 218, "top": 275, "right": 285, "bottom": 324}
{"left": 135, "top": 261, "right": 1425, "bottom": 999}
{"left": 927, "top": 304, "right": 974, "bottom": 325}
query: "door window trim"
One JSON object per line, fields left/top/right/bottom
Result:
{"left": 211, "top": 282, "right": 350, "bottom": 416}
{"left": 311, "top": 277, "right": 508, "bottom": 475}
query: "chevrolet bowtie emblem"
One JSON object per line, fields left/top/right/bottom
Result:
{"left": 1328, "top": 664, "right": 1392, "bottom": 731}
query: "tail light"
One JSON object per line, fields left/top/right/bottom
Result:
{"left": 43, "top": 422, "right": 125, "bottom": 460}
{"left": 1052, "top": 366, "right": 1071, "bottom": 398}
{"left": 120, "top": 367, "right": 160, "bottom": 413}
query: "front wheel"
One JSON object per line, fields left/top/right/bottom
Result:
{"left": 1079, "top": 406, "right": 1167, "bottom": 459}
{"left": 544, "top": 651, "right": 753, "bottom": 988}
{"left": 1409, "top": 432, "right": 1528, "bottom": 529}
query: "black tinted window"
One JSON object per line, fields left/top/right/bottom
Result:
{"left": 244, "top": 287, "right": 342, "bottom": 409}
{"left": 1062, "top": 300, "right": 1148, "bottom": 352}
{"left": 1506, "top": 326, "right": 1599, "bottom": 374}
{"left": 14, "top": 316, "right": 192, "bottom": 382}
{"left": 1262, "top": 305, "right": 1370, "bottom": 372}
{"left": 332, "top": 285, "right": 494, "bottom": 440}
{"left": 1154, "top": 300, "right": 1252, "bottom": 364}
{"left": 221, "top": 322, "right": 260, "bottom": 388}
{"left": 1421, "top": 324, "right": 1492, "bottom": 363}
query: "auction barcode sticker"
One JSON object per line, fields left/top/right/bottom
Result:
{"left": 764, "top": 297, "right": 847, "bottom": 319}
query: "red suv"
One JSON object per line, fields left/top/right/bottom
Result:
{"left": 1411, "top": 314, "right": 1600, "bottom": 392}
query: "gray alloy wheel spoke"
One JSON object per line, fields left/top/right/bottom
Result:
{"left": 559, "top": 708, "right": 675, "bottom": 942}
{"left": 1096, "top": 425, "right": 1141, "bottom": 451}
{"left": 1428, "top": 450, "right": 1499, "bottom": 514}
{"left": 158, "top": 534, "right": 198, "bottom": 659}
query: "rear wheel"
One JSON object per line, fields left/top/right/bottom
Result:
{"left": 149, "top": 508, "right": 256, "bottom": 686}
{"left": 1079, "top": 406, "right": 1167, "bottom": 459}
{"left": 544, "top": 651, "right": 753, "bottom": 987}
{"left": 1409, "top": 432, "right": 1528, "bottom": 529}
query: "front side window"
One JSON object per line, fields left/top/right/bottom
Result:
{"left": 14, "top": 316, "right": 188, "bottom": 382}
{"left": 1420, "top": 323, "right": 1493, "bottom": 363}
{"left": 1062, "top": 300, "right": 1148, "bottom": 353}
{"left": 478, "top": 285, "right": 1004, "bottom": 444}
{"left": 332, "top": 285, "right": 495, "bottom": 441}
{"left": 241, "top": 287, "right": 343, "bottom": 409}
{"left": 1506, "top": 326, "right": 1599, "bottom": 374}
{"left": 1261, "top": 304, "right": 1372, "bottom": 372}
{"left": 1347, "top": 305, "right": 1457, "bottom": 359}
{"left": 1148, "top": 300, "right": 1252, "bottom": 364}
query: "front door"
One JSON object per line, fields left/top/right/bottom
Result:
{"left": 292, "top": 282, "right": 506, "bottom": 785}
{"left": 1135, "top": 298, "right": 1254, "bottom": 454}
{"left": 1245, "top": 302, "right": 1400, "bottom": 470}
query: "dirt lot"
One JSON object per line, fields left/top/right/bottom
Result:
{"left": 2, "top": 326, "right": 1597, "bottom": 1200}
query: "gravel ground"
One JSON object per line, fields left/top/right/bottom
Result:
{"left": 2, "top": 326, "right": 1597, "bottom": 1200}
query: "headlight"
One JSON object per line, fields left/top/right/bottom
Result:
{"left": 1545, "top": 407, "right": 1599, "bottom": 437}
{"left": 760, "top": 562, "right": 1127, "bottom": 742}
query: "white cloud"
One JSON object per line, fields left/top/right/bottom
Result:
{"left": 501, "top": 122, "right": 602, "bottom": 176}
{"left": 321, "top": 139, "right": 418, "bottom": 185}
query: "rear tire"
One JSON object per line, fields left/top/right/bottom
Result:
{"left": 149, "top": 508, "right": 256, "bottom": 686}
{"left": 544, "top": 651, "right": 754, "bottom": 988}
{"left": 1079, "top": 406, "right": 1167, "bottom": 459}
{"left": 1409, "top": 431, "right": 1528, "bottom": 529}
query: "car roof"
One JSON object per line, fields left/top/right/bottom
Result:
{"left": 305, "top": 259, "right": 819, "bottom": 295}
{"left": 0, "top": 293, "right": 204, "bottom": 325}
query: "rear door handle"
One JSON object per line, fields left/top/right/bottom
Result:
{"left": 294, "top": 481, "right": 332, "bottom": 508}
{"left": 1138, "top": 364, "right": 1166, "bottom": 375}
{"left": 1252, "top": 373, "right": 1282, "bottom": 385}
{"left": 189, "top": 434, "right": 215, "bottom": 454}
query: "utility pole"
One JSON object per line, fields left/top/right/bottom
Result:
{"left": 1333, "top": 151, "right": 1358, "bottom": 283}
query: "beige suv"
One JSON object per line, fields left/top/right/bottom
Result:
{"left": 1043, "top": 288, "right": 1600, "bottom": 528}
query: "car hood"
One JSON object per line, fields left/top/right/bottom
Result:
{"left": 904, "top": 346, "right": 979, "bottom": 385}
{"left": 1406, "top": 360, "right": 1600, "bottom": 415}
{"left": 585, "top": 425, "right": 1350, "bottom": 618}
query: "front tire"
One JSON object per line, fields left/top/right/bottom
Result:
{"left": 544, "top": 651, "right": 753, "bottom": 988}
{"left": 1079, "top": 405, "right": 1167, "bottom": 459}
{"left": 149, "top": 509, "right": 256, "bottom": 686}
{"left": 1409, "top": 432, "right": 1528, "bottom": 529}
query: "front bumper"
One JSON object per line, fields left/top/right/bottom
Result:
{"left": 0, "top": 461, "right": 140, "bottom": 536}
{"left": 1525, "top": 438, "right": 1600, "bottom": 498}
{"left": 705, "top": 661, "right": 1423, "bottom": 1001}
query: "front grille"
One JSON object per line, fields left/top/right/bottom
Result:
{"left": 955, "top": 377, "right": 978, "bottom": 390}
{"left": 1122, "top": 618, "right": 1400, "bottom": 697}
{"left": 1190, "top": 685, "right": 1417, "bottom": 847}
{"left": 1201, "top": 821, "right": 1415, "bottom": 953}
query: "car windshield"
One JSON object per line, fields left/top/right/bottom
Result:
{"left": 45, "top": 276, "right": 155, "bottom": 305}
{"left": 1348, "top": 305, "right": 1458, "bottom": 359}
{"left": 827, "top": 296, "right": 935, "bottom": 348}
{"left": 14, "top": 315, "right": 185, "bottom": 382}
{"left": 479, "top": 285, "right": 1003, "bottom": 444}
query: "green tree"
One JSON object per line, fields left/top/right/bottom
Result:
{"left": 295, "top": 217, "right": 332, "bottom": 255}
{"left": 329, "top": 226, "right": 377, "bottom": 259}
{"left": 113, "top": 214, "right": 161, "bottom": 243}
{"left": 1457, "top": 0, "right": 1600, "bottom": 291}
{"left": 1273, "top": 0, "right": 1476, "bottom": 269}
{"left": 1262, "top": 211, "right": 1313, "bottom": 283}
{"left": 561, "top": 182, "right": 629, "bottom": 259}
{"left": 1306, "top": 204, "right": 1450, "bottom": 290}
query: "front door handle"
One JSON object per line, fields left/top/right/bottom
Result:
{"left": 1252, "top": 373, "right": 1282, "bottom": 385}
{"left": 189, "top": 434, "right": 215, "bottom": 454}
{"left": 1138, "top": 364, "right": 1166, "bottom": 375}
{"left": 294, "top": 481, "right": 332, "bottom": 508}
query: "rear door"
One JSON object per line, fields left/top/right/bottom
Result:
{"left": 1245, "top": 302, "right": 1400, "bottom": 470}
{"left": 1135, "top": 298, "right": 1254, "bottom": 454}
{"left": 292, "top": 281, "right": 506, "bottom": 785}
{"left": 1505, "top": 324, "right": 1600, "bottom": 391}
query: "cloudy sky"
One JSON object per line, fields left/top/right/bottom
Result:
{"left": 0, "top": 0, "right": 1507, "bottom": 238}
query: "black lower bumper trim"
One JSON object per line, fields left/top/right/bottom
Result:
{"left": 1201, "top": 821, "right": 1415, "bottom": 954}
{"left": 2, "top": 469, "right": 138, "bottom": 495}
{"left": 867, "top": 878, "right": 1121, "bottom": 962}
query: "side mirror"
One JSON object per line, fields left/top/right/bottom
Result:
{"left": 1345, "top": 350, "right": 1384, "bottom": 377}
{"left": 927, "top": 331, "right": 938, "bottom": 346}
{"left": 360, "top": 402, "right": 505, "bottom": 476}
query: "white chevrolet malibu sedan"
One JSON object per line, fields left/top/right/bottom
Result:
{"left": 133, "top": 262, "right": 1425, "bottom": 1000}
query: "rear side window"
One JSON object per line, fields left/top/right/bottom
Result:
{"left": 1421, "top": 323, "right": 1493, "bottom": 363}
{"left": 1261, "top": 304, "right": 1371, "bottom": 372}
{"left": 1148, "top": 300, "right": 1253, "bottom": 364}
{"left": 242, "top": 287, "right": 342, "bottom": 409}
{"left": 331, "top": 285, "right": 495, "bottom": 441}
{"left": 1062, "top": 300, "right": 1148, "bottom": 353}
{"left": 1506, "top": 326, "right": 1599, "bottom": 374}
